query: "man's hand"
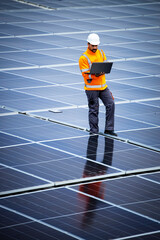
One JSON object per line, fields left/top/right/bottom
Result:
{"left": 95, "top": 72, "right": 105, "bottom": 77}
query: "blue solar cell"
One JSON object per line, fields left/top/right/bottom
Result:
{"left": 0, "top": 44, "right": 20, "bottom": 52}
{"left": 0, "top": 33, "right": 10, "bottom": 37}
{"left": 73, "top": 7, "right": 127, "bottom": 17}
{"left": 138, "top": 2, "right": 160, "bottom": 11}
{"left": 113, "top": 87, "right": 160, "bottom": 101}
{"left": 0, "top": 166, "right": 48, "bottom": 191}
{"left": 0, "top": 57, "right": 34, "bottom": 70}
{"left": 44, "top": 135, "right": 160, "bottom": 172}
{"left": 45, "top": 206, "right": 159, "bottom": 239}
{"left": 0, "top": 3, "right": 19, "bottom": 10}
{"left": 0, "top": 218, "right": 75, "bottom": 240}
{"left": 109, "top": 68, "right": 146, "bottom": 80}
{"left": 0, "top": 114, "right": 43, "bottom": 131}
{"left": 104, "top": 30, "right": 160, "bottom": 41}
{"left": 41, "top": 73, "right": 81, "bottom": 84}
{"left": 0, "top": 108, "right": 12, "bottom": 114}
{"left": 131, "top": 112, "right": 160, "bottom": 126}
{"left": 73, "top": 175, "right": 159, "bottom": 202}
{"left": 77, "top": 8, "right": 134, "bottom": 18}
{"left": 9, "top": 68, "right": 76, "bottom": 81}
{"left": 115, "top": 76, "right": 160, "bottom": 90}
{"left": 0, "top": 207, "right": 28, "bottom": 227}
{"left": 108, "top": 5, "right": 160, "bottom": 15}
{"left": 123, "top": 15, "right": 160, "bottom": 26}
{"left": 99, "top": 33, "right": 136, "bottom": 45}
{"left": 18, "top": 155, "right": 119, "bottom": 183}
{"left": 140, "top": 172, "right": 160, "bottom": 183}
{"left": 86, "top": 18, "right": 151, "bottom": 29}
{"left": 0, "top": 23, "right": 47, "bottom": 36}
{"left": 114, "top": 59, "right": 156, "bottom": 69}
{"left": 141, "top": 28, "right": 160, "bottom": 36}
{"left": 1, "top": 187, "right": 159, "bottom": 240}
{"left": 114, "top": 102, "right": 160, "bottom": 125}
{"left": 31, "top": 107, "right": 155, "bottom": 135}
{"left": 72, "top": 175, "right": 160, "bottom": 221}
{"left": 0, "top": 38, "right": 59, "bottom": 50}
{"left": 35, "top": 48, "right": 84, "bottom": 61}
{"left": 46, "top": 9, "right": 96, "bottom": 19}
{"left": 107, "top": 81, "right": 136, "bottom": 92}
{"left": 7, "top": 11, "right": 68, "bottom": 21}
{"left": 31, "top": 108, "right": 88, "bottom": 128}
{"left": 0, "top": 90, "right": 71, "bottom": 111}
{"left": 0, "top": 143, "right": 72, "bottom": 167}
{"left": 12, "top": 22, "right": 83, "bottom": 34}
{"left": 0, "top": 72, "right": 22, "bottom": 80}
{"left": 0, "top": 51, "right": 75, "bottom": 66}
{"left": 52, "top": 92, "right": 87, "bottom": 106}
{"left": 17, "top": 86, "right": 84, "bottom": 101}
{"left": 0, "top": 0, "right": 37, "bottom": 10}
{"left": 113, "top": 46, "right": 157, "bottom": 58}
{"left": 51, "top": 64, "right": 82, "bottom": 74}
{"left": 25, "top": 34, "right": 86, "bottom": 47}
{"left": 55, "top": 20, "right": 117, "bottom": 31}
{"left": 142, "top": 100, "right": 160, "bottom": 108}
{"left": 125, "top": 200, "right": 160, "bottom": 221}
{"left": 0, "top": 75, "right": 54, "bottom": 89}
{"left": 0, "top": 13, "right": 31, "bottom": 23}
{"left": 119, "top": 128, "right": 160, "bottom": 148}
{"left": 138, "top": 57, "right": 160, "bottom": 65}
{"left": 1, "top": 98, "right": 67, "bottom": 111}
{"left": 0, "top": 114, "right": 88, "bottom": 141}
{"left": 0, "top": 90, "right": 35, "bottom": 101}
{"left": 120, "top": 42, "right": 160, "bottom": 54}
{"left": 0, "top": 132, "right": 30, "bottom": 147}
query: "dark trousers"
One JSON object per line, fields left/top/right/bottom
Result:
{"left": 85, "top": 87, "right": 115, "bottom": 134}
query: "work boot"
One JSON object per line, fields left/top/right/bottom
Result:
{"left": 104, "top": 130, "right": 118, "bottom": 136}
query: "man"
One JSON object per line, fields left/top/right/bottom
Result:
{"left": 79, "top": 33, "right": 117, "bottom": 136}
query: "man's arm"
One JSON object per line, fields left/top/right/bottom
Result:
{"left": 79, "top": 55, "right": 91, "bottom": 80}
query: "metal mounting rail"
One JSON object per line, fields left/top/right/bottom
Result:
{"left": 0, "top": 106, "right": 159, "bottom": 153}
{"left": 9, "top": 110, "right": 160, "bottom": 153}
{"left": 0, "top": 167, "right": 160, "bottom": 198}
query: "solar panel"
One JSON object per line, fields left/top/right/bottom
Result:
{"left": 44, "top": 135, "right": 160, "bottom": 172}
{"left": 0, "top": 57, "right": 34, "bottom": 70}
{"left": 1, "top": 185, "right": 160, "bottom": 240}
{"left": 140, "top": 172, "right": 160, "bottom": 183}
{"left": 0, "top": 210, "right": 76, "bottom": 240}
{"left": 114, "top": 76, "right": 160, "bottom": 90}
{"left": 0, "top": 38, "right": 58, "bottom": 50}
{"left": 0, "top": 166, "right": 48, "bottom": 192}
{"left": 29, "top": 107, "right": 159, "bottom": 148}
{"left": 0, "top": 108, "right": 13, "bottom": 114}
{"left": 0, "top": 132, "right": 30, "bottom": 147}
{"left": 0, "top": 75, "right": 54, "bottom": 89}
{"left": 0, "top": 114, "right": 88, "bottom": 141}
{"left": 119, "top": 128, "right": 160, "bottom": 148}
{"left": 0, "top": 51, "right": 75, "bottom": 66}
{"left": 0, "top": 0, "right": 160, "bottom": 239}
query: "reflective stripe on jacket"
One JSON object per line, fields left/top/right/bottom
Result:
{"left": 79, "top": 48, "right": 107, "bottom": 90}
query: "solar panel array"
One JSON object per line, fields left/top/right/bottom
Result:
{"left": 0, "top": 0, "right": 160, "bottom": 239}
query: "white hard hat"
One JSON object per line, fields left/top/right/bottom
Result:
{"left": 87, "top": 33, "right": 100, "bottom": 45}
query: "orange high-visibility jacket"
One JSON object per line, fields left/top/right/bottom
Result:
{"left": 79, "top": 48, "right": 107, "bottom": 90}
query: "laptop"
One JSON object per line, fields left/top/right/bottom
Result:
{"left": 85, "top": 62, "right": 113, "bottom": 74}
